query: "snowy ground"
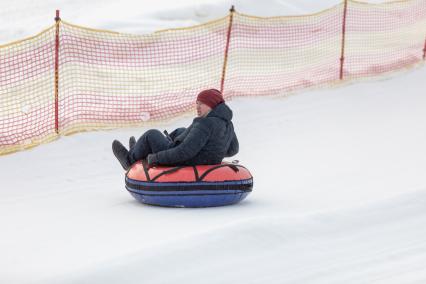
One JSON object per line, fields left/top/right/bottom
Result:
{"left": 1, "top": 1, "right": 426, "bottom": 283}
{"left": 1, "top": 66, "right": 426, "bottom": 283}
{"left": 1, "top": 0, "right": 380, "bottom": 44}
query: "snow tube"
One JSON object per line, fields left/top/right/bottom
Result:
{"left": 125, "top": 161, "right": 253, "bottom": 207}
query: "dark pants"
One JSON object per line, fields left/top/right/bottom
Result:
{"left": 128, "top": 129, "right": 172, "bottom": 163}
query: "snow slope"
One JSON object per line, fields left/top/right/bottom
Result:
{"left": 1, "top": 66, "right": 426, "bottom": 283}
{"left": 1, "top": 1, "right": 426, "bottom": 283}
{"left": 0, "top": 0, "right": 354, "bottom": 44}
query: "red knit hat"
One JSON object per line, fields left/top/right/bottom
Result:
{"left": 196, "top": 89, "right": 225, "bottom": 109}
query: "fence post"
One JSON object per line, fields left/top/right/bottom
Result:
{"left": 54, "top": 10, "right": 61, "bottom": 134}
{"left": 339, "top": 0, "right": 348, "bottom": 80}
{"left": 220, "top": 5, "right": 235, "bottom": 94}
{"left": 423, "top": 37, "right": 426, "bottom": 60}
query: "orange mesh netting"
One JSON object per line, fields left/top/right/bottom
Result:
{"left": 225, "top": 7, "right": 344, "bottom": 97}
{"left": 344, "top": 0, "right": 426, "bottom": 78}
{"left": 1, "top": 0, "right": 426, "bottom": 155}
{"left": 0, "top": 27, "right": 57, "bottom": 153}
{"left": 58, "top": 19, "right": 228, "bottom": 135}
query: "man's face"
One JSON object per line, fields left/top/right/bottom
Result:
{"left": 196, "top": 101, "right": 212, "bottom": 117}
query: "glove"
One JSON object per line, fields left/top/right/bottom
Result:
{"left": 147, "top": 154, "right": 158, "bottom": 167}
{"left": 169, "top": 127, "right": 186, "bottom": 141}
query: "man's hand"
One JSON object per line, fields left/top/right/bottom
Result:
{"left": 147, "top": 154, "right": 158, "bottom": 167}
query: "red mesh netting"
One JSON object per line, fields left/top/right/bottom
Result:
{"left": 344, "top": 0, "right": 426, "bottom": 78}
{"left": 0, "top": 27, "right": 57, "bottom": 152}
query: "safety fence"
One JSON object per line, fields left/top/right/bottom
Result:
{"left": 1, "top": 0, "right": 426, "bottom": 155}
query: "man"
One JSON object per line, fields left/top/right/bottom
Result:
{"left": 112, "top": 89, "right": 239, "bottom": 170}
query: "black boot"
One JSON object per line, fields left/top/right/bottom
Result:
{"left": 112, "top": 140, "right": 131, "bottom": 170}
{"left": 129, "top": 136, "right": 136, "bottom": 151}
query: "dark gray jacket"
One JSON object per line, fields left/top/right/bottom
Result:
{"left": 153, "top": 103, "right": 239, "bottom": 166}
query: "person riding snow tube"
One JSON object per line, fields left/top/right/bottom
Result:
{"left": 112, "top": 89, "right": 252, "bottom": 207}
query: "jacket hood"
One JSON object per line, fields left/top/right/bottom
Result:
{"left": 207, "top": 103, "right": 233, "bottom": 121}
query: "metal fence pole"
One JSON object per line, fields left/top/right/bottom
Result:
{"left": 339, "top": 0, "right": 348, "bottom": 80}
{"left": 54, "top": 10, "right": 61, "bottom": 134}
{"left": 423, "top": 37, "right": 426, "bottom": 60}
{"left": 220, "top": 5, "right": 235, "bottom": 94}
